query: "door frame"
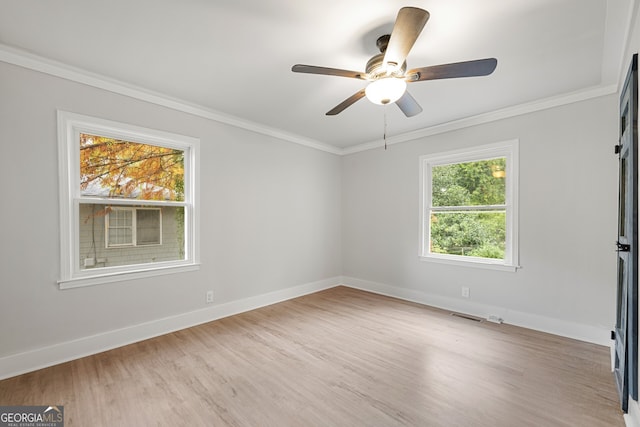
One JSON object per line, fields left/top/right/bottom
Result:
{"left": 615, "top": 53, "right": 639, "bottom": 412}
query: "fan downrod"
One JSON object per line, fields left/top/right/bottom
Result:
{"left": 376, "top": 35, "right": 390, "bottom": 53}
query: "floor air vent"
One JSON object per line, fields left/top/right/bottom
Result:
{"left": 450, "top": 312, "right": 484, "bottom": 322}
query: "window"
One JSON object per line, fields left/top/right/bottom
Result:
{"left": 420, "top": 140, "right": 518, "bottom": 271}
{"left": 106, "top": 208, "right": 134, "bottom": 247}
{"left": 58, "top": 111, "right": 199, "bottom": 288}
{"left": 134, "top": 209, "right": 162, "bottom": 246}
{"left": 106, "top": 208, "right": 161, "bottom": 247}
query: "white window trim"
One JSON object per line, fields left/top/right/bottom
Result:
{"left": 57, "top": 111, "right": 200, "bottom": 289}
{"left": 419, "top": 140, "right": 519, "bottom": 272}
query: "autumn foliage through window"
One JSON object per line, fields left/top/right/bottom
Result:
{"left": 80, "top": 133, "right": 185, "bottom": 201}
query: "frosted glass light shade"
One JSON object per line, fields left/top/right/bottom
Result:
{"left": 365, "top": 77, "right": 407, "bottom": 105}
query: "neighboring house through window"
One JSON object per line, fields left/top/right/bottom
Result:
{"left": 420, "top": 140, "right": 519, "bottom": 271}
{"left": 58, "top": 111, "right": 200, "bottom": 288}
{"left": 106, "top": 207, "right": 161, "bottom": 247}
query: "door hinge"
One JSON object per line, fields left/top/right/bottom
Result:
{"left": 617, "top": 241, "right": 631, "bottom": 252}
{"left": 615, "top": 144, "right": 622, "bottom": 154}
{"left": 612, "top": 330, "right": 616, "bottom": 340}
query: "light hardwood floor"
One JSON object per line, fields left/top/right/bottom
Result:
{"left": 0, "top": 286, "right": 625, "bottom": 426}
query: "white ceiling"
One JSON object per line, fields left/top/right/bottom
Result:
{"left": 0, "top": 0, "right": 633, "bottom": 151}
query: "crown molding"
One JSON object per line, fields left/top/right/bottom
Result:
{"left": 0, "top": 43, "right": 619, "bottom": 157}
{"left": 0, "top": 43, "right": 342, "bottom": 156}
{"left": 342, "top": 84, "right": 618, "bottom": 155}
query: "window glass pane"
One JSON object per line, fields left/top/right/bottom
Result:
{"left": 432, "top": 158, "right": 506, "bottom": 207}
{"left": 108, "top": 209, "right": 132, "bottom": 227}
{"left": 617, "top": 257, "right": 626, "bottom": 330}
{"left": 109, "top": 227, "right": 132, "bottom": 246}
{"left": 79, "top": 203, "right": 184, "bottom": 270}
{"left": 79, "top": 133, "right": 185, "bottom": 202}
{"left": 620, "top": 157, "right": 627, "bottom": 237}
{"left": 137, "top": 209, "right": 161, "bottom": 246}
{"left": 430, "top": 210, "right": 506, "bottom": 260}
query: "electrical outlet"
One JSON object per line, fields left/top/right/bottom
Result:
{"left": 206, "top": 290, "right": 214, "bottom": 304}
{"left": 487, "top": 315, "right": 504, "bottom": 324}
{"left": 461, "top": 286, "right": 470, "bottom": 298}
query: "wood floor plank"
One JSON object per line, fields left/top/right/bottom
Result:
{"left": 0, "top": 286, "right": 625, "bottom": 426}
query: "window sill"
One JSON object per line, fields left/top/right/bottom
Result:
{"left": 58, "top": 263, "right": 201, "bottom": 289}
{"left": 419, "top": 255, "right": 519, "bottom": 272}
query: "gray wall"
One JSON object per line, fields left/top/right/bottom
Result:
{"left": 342, "top": 94, "right": 618, "bottom": 333}
{"left": 0, "top": 61, "right": 342, "bottom": 358}
{"left": 0, "top": 56, "right": 620, "bottom": 369}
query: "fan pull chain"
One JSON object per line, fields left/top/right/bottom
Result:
{"left": 384, "top": 108, "right": 388, "bottom": 150}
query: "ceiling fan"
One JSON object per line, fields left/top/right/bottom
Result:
{"left": 292, "top": 7, "right": 497, "bottom": 117}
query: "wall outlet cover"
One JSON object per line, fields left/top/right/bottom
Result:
{"left": 461, "top": 286, "right": 470, "bottom": 298}
{"left": 487, "top": 315, "right": 504, "bottom": 324}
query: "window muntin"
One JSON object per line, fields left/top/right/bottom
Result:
{"left": 420, "top": 141, "right": 518, "bottom": 270}
{"left": 58, "top": 111, "right": 199, "bottom": 288}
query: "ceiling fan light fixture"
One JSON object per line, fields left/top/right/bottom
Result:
{"left": 291, "top": 8, "right": 496, "bottom": 116}
{"left": 365, "top": 77, "right": 407, "bottom": 105}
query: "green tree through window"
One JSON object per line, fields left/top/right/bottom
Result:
{"left": 430, "top": 158, "right": 506, "bottom": 259}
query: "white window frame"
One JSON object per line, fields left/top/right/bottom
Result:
{"left": 419, "top": 140, "right": 519, "bottom": 272}
{"left": 105, "top": 207, "right": 162, "bottom": 248}
{"left": 57, "top": 111, "right": 200, "bottom": 289}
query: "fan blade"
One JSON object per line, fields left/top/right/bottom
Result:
{"left": 326, "top": 89, "right": 366, "bottom": 115}
{"left": 292, "top": 64, "right": 366, "bottom": 79}
{"left": 407, "top": 58, "right": 497, "bottom": 82}
{"left": 383, "top": 7, "right": 430, "bottom": 70}
{"left": 395, "top": 91, "right": 423, "bottom": 117}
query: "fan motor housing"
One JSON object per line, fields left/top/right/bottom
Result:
{"left": 366, "top": 54, "right": 406, "bottom": 79}
{"left": 366, "top": 35, "right": 407, "bottom": 79}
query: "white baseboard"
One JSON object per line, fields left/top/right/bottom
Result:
{"left": 341, "top": 276, "right": 612, "bottom": 347}
{"left": 0, "top": 275, "right": 614, "bottom": 380}
{"left": 626, "top": 399, "right": 640, "bottom": 427}
{"left": 0, "top": 277, "right": 341, "bottom": 380}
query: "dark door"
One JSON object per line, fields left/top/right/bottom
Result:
{"left": 615, "top": 53, "right": 638, "bottom": 412}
